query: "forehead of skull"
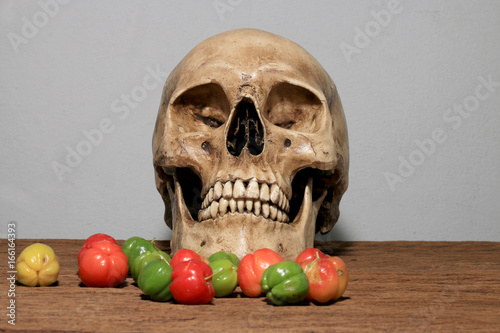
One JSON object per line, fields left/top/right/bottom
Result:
{"left": 169, "top": 29, "right": 331, "bottom": 98}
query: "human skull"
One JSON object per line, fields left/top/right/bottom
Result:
{"left": 153, "top": 29, "right": 348, "bottom": 260}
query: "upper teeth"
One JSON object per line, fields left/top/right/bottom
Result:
{"left": 198, "top": 178, "right": 290, "bottom": 223}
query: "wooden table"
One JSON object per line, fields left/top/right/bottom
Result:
{"left": 1, "top": 240, "right": 499, "bottom": 332}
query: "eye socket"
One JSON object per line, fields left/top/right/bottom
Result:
{"left": 275, "top": 121, "right": 295, "bottom": 129}
{"left": 264, "top": 83, "right": 324, "bottom": 133}
{"left": 171, "top": 83, "right": 230, "bottom": 133}
{"left": 194, "top": 113, "right": 224, "bottom": 129}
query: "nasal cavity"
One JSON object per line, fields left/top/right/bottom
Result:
{"left": 226, "top": 99, "right": 264, "bottom": 157}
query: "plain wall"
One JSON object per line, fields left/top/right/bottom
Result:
{"left": 1, "top": 0, "right": 499, "bottom": 241}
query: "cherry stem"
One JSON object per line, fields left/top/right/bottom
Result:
{"left": 150, "top": 237, "right": 159, "bottom": 251}
{"left": 305, "top": 252, "right": 321, "bottom": 274}
{"left": 205, "top": 266, "right": 227, "bottom": 281}
{"left": 161, "top": 257, "right": 171, "bottom": 267}
{"left": 196, "top": 245, "right": 205, "bottom": 255}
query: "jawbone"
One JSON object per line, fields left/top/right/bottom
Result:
{"left": 168, "top": 174, "right": 326, "bottom": 260}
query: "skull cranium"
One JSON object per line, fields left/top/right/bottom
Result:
{"left": 153, "top": 29, "right": 349, "bottom": 260}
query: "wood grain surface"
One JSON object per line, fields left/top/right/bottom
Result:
{"left": 1, "top": 240, "right": 499, "bottom": 332}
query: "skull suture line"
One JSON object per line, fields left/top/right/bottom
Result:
{"left": 153, "top": 29, "right": 349, "bottom": 260}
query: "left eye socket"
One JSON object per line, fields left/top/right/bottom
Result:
{"left": 274, "top": 120, "right": 295, "bottom": 130}
{"left": 264, "top": 82, "right": 324, "bottom": 133}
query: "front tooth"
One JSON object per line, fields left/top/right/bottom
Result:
{"left": 202, "top": 195, "right": 208, "bottom": 209}
{"left": 237, "top": 198, "right": 245, "bottom": 213}
{"left": 233, "top": 179, "right": 246, "bottom": 198}
{"left": 279, "top": 190, "right": 284, "bottom": 209}
{"left": 210, "top": 201, "right": 219, "bottom": 218}
{"left": 245, "top": 199, "right": 253, "bottom": 212}
{"left": 270, "top": 184, "right": 280, "bottom": 204}
{"left": 223, "top": 181, "right": 232, "bottom": 198}
{"left": 205, "top": 193, "right": 211, "bottom": 208}
{"left": 219, "top": 198, "right": 228, "bottom": 215}
{"left": 246, "top": 179, "right": 259, "bottom": 199}
{"left": 253, "top": 200, "right": 261, "bottom": 216}
{"left": 284, "top": 213, "right": 289, "bottom": 223}
{"left": 214, "top": 181, "right": 223, "bottom": 200}
{"left": 285, "top": 199, "right": 289, "bottom": 213}
{"left": 262, "top": 202, "right": 270, "bottom": 218}
{"left": 277, "top": 209, "right": 282, "bottom": 222}
{"left": 208, "top": 188, "right": 214, "bottom": 203}
{"left": 198, "top": 210, "right": 203, "bottom": 222}
{"left": 229, "top": 198, "right": 237, "bottom": 213}
{"left": 260, "top": 183, "right": 270, "bottom": 201}
{"left": 270, "top": 205, "right": 277, "bottom": 220}
{"left": 202, "top": 208, "right": 210, "bottom": 220}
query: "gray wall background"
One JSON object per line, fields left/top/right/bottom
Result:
{"left": 1, "top": 0, "right": 499, "bottom": 241}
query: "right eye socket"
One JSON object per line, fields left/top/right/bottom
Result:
{"left": 171, "top": 83, "right": 230, "bottom": 132}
